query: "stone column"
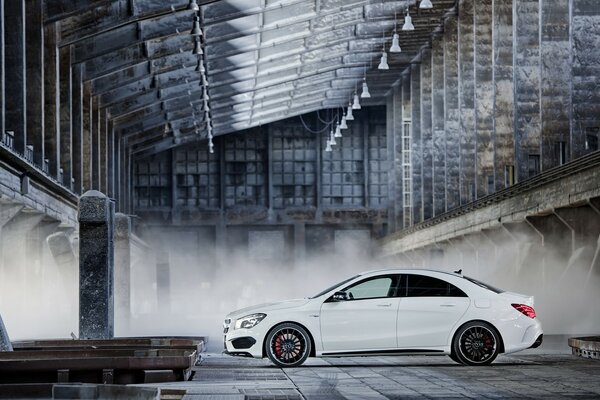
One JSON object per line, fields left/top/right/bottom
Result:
{"left": 114, "top": 213, "right": 131, "bottom": 334}
{"left": 78, "top": 190, "right": 115, "bottom": 340}
{"left": 0, "top": 313, "right": 12, "bottom": 351}
{"left": 156, "top": 251, "right": 171, "bottom": 313}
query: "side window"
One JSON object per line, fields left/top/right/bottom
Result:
{"left": 405, "top": 275, "right": 467, "bottom": 297}
{"left": 343, "top": 275, "right": 399, "bottom": 300}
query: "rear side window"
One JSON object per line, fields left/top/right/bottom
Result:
{"left": 403, "top": 274, "right": 467, "bottom": 297}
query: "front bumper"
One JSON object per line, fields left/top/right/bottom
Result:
{"left": 223, "top": 319, "right": 265, "bottom": 358}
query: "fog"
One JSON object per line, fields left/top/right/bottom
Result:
{"left": 0, "top": 224, "right": 599, "bottom": 352}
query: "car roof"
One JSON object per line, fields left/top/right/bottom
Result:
{"left": 360, "top": 268, "right": 463, "bottom": 278}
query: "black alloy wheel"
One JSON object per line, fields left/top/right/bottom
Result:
{"left": 266, "top": 323, "right": 311, "bottom": 368}
{"left": 452, "top": 321, "right": 500, "bottom": 366}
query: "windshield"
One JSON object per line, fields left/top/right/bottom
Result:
{"left": 310, "top": 275, "right": 361, "bottom": 298}
{"left": 463, "top": 276, "right": 504, "bottom": 294}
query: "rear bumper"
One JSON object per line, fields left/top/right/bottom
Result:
{"left": 529, "top": 334, "right": 543, "bottom": 349}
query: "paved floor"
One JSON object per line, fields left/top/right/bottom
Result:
{"left": 146, "top": 340, "right": 600, "bottom": 400}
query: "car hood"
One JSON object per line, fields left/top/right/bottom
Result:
{"left": 227, "top": 298, "right": 310, "bottom": 319}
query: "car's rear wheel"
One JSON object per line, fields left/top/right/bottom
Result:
{"left": 266, "top": 323, "right": 311, "bottom": 368}
{"left": 452, "top": 321, "right": 500, "bottom": 366}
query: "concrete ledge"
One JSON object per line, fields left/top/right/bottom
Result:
{"left": 379, "top": 152, "right": 600, "bottom": 256}
{"left": 568, "top": 336, "right": 600, "bottom": 360}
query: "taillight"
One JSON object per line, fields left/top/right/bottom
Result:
{"left": 512, "top": 303, "right": 536, "bottom": 319}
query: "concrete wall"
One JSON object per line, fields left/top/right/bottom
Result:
{"left": 386, "top": 0, "right": 600, "bottom": 233}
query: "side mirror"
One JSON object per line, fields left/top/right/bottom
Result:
{"left": 332, "top": 291, "right": 348, "bottom": 302}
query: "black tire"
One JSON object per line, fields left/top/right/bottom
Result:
{"left": 265, "top": 323, "right": 311, "bottom": 368}
{"left": 452, "top": 321, "right": 500, "bottom": 366}
{"left": 448, "top": 352, "right": 464, "bottom": 365}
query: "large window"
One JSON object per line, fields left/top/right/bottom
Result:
{"left": 342, "top": 275, "right": 399, "bottom": 300}
{"left": 403, "top": 275, "right": 467, "bottom": 297}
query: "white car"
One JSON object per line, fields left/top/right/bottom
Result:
{"left": 223, "top": 269, "right": 543, "bottom": 367}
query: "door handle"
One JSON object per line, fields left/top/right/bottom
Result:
{"left": 440, "top": 303, "right": 456, "bottom": 307}
{"left": 377, "top": 303, "right": 392, "bottom": 307}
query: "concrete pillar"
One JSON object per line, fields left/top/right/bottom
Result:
{"left": 420, "top": 48, "right": 433, "bottom": 220}
{"left": 392, "top": 86, "right": 403, "bottom": 229}
{"left": 114, "top": 213, "right": 131, "bottom": 334}
{"left": 72, "top": 64, "right": 83, "bottom": 194}
{"left": 475, "top": 0, "right": 494, "bottom": 197}
{"left": 43, "top": 23, "right": 60, "bottom": 178}
{"left": 431, "top": 33, "right": 446, "bottom": 216}
{"left": 541, "top": 0, "right": 571, "bottom": 168}
{"left": 571, "top": 0, "right": 600, "bottom": 158}
{"left": 4, "top": 0, "right": 26, "bottom": 154}
{"left": 514, "top": 0, "right": 542, "bottom": 181}
{"left": 156, "top": 251, "right": 171, "bottom": 313}
{"left": 410, "top": 64, "right": 422, "bottom": 224}
{"left": 444, "top": 15, "right": 460, "bottom": 210}
{"left": 100, "top": 109, "right": 108, "bottom": 193}
{"left": 25, "top": 0, "right": 44, "bottom": 167}
{"left": 82, "top": 84, "right": 92, "bottom": 191}
{"left": 78, "top": 190, "right": 115, "bottom": 340}
{"left": 493, "top": 0, "right": 515, "bottom": 191}
{"left": 59, "top": 46, "right": 72, "bottom": 186}
{"left": 386, "top": 93, "right": 398, "bottom": 232}
{"left": 458, "top": 0, "right": 476, "bottom": 204}
{"left": 0, "top": 313, "right": 11, "bottom": 351}
{"left": 0, "top": 1, "right": 4, "bottom": 138}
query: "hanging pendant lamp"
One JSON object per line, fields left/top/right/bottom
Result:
{"left": 346, "top": 102, "right": 355, "bottom": 120}
{"left": 420, "top": 0, "right": 433, "bottom": 9}
{"left": 188, "top": 0, "right": 199, "bottom": 11}
{"left": 361, "top": 79, "right": 371, "bottom": 98}
{"left": 352, "top": 92, "right": 361, "bottom": 110}
{"left": 402, "top": 9, "right": 415, "bottom": 31}
{"left": 340, "top": 115, "right": 348, "bottom": 130}
{"left": 191, "top": 16, "right": 202, "bottom": 36}
{"left": 390, "top": 33, "right": 402, "bottom": 53}
{"left": 390, "top": 12, "right": 402, "bottom": 53}
{"left": 378, "top": 51, "right": 389, "bottom": 70}
{"left": 192, "top": 38, "right": 203, "bottom": 55}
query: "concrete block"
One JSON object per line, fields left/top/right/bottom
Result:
{"left": 78, "top": 190, "right": 115, "bottom": 340}
{"left": 0, "top": 313, "right": 12, "bottom": 351}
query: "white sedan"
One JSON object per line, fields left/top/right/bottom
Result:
{"left": 223, "top": 269, "right": 543, "bottom": 367}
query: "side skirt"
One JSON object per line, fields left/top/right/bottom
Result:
{"left": 321, "top": 349, "right": 446, "bottom": 357}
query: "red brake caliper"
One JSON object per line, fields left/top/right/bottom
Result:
{"left": 274, "top": 334, "right": 283, "bottom": 358}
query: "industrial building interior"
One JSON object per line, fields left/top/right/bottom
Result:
{"left": 0, "top": 0, "right": 599, "bottom": 398}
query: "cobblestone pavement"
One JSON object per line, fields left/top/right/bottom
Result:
{"left": 145, "top": 342, "right": 600, "bottom": 400}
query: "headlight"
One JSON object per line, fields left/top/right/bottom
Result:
{"left": 234, "top": 313, "right": 266, "bottom": 330}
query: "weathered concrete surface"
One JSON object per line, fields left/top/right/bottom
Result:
{"left": 379, "top": 163, "right": 600, "bottom": 257}
{"left": 78, "top": 190, "right": 115, "bottom": 340}
{"left": 114, "top": 213, "right": 131, "bottom": 334}
{"left": 458, "top": 0, "right": 476, "bottom": 204}
{"left": 0, "top": 314, "right": 12, "bottom": 352}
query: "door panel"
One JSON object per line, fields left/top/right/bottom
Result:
{"left": 320, "top": 298, "right": 400, "bottom": 352}
{"left": 396, "top": 297, "right": 470, "bottom": 348}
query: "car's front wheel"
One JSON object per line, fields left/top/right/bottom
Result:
{"left": 266, "top": 323, "right": 311, "bottom": 368}
{"left": 452, "top": 321, "right": 500, "bottom": 366}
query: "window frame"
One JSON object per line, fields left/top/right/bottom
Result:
{"left": 399, "top": 274, "right": 468, "bottom": 298}
{"left": 331, "top": 274, "right": 401, "bottom": 302}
